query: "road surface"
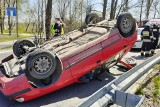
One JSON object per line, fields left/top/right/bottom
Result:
{"left": 0, "top": 49, "right": 151, "bottom": 107}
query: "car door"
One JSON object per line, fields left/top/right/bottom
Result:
{"left": 102, "top": 33, "right": 123, "bottom": 62}
{"left": 68, "top": 43, "right": 103, "bottom": 81}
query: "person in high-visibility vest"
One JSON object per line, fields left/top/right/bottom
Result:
{"left": 51, "top": 18, "right": 66, "bottom": 37}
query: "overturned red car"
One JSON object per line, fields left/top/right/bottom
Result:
{"left": 0, "top": 13, "right": 137, "bottom": 102}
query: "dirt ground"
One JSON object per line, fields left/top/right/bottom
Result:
{"left": 140, "top": 70, "right": 160, "bottom": 107}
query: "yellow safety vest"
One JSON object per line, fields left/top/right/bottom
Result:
{"left": 51, "top": 23, "right": 64, "bottom": 35}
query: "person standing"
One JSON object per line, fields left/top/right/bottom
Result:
{"left": 51, "top": 18, "right": 66, "bottom": 37}
{"left": 151, "top": 23, "right": 159, "bottom": 54}
{"left": 141, "top": 22, "right": 153, "bottom": 57}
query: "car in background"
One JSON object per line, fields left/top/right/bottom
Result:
{"left": 132, "top": 28, "right": 143, "bottom": 49}
{"left": 133, "top": 24, "right": 160, "bottom": 49}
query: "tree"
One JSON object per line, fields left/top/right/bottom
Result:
{"left": 145, "top": 0, "right": 154, "bottom": 19}
{"left": 0, "top": 0, "right": 3, "bottom": 34}
{"left": 110, "top": 0, "right": 118, "bottom": 20}
{"left": 45, "top": 0, "right": 53, "bottom": 40}
{"left": 140, "top": 0, "right": 144, "bottom": 26}
{"left": 6, "top": 0, "right": 13, "bottom": 35}
{"left": 102, "top": 0, "right": 108, "bottom": 20}
{"left": 153, "top": 0, "right": 159, "bottom": 18}
{"left": 123, "top": 0, "right": 129, "bottom": 12}
{"left": 57, "top": 0, "right": 71, "bottom": 20}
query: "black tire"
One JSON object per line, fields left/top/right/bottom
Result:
{"left": 85, "top": 13, "right": 100, "bottom": 25}
{"left": 13, "top": 39, "right": 35, "bottom": 57}
{"left": 26, "top": 49, "right": 57, "bottom": 80}
{"left": 117, "top": 13, "right": 136, "bottom": 38}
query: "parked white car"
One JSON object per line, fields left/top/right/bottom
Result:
{"left": 132, "top": 28, "right": 143, "bottom": 49}
{"left": 132, "top": 28, "right": 160, "bottom": 49}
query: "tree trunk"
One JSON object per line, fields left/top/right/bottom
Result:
{"left": 145, "top": 0, "right": 153, "bottom": 19}
{"left": 16, "top": 0, "right": 18, "bottom": 37}
{"left": 140, "top": 0, "right": 144, "bottom": 26}
{"left": 110, "top": 0, "right": 115, "bottom": 20}
{"left": 0, "top": 1, "right": 3, "bottom": 34}
{"left": 8, "top": 17, "right": 12, "bottom": 35}
{"left": 110, "top": 0, "right": 118, "bottom": 20}
{"left": 32, "top": 22, "right": 35, "bottom": 32}
{"left": 45, "top": 0, "right": 52, "bottom": 40}
{"left": 113, "top": 0, "right": 118, "bottom": 19}
{"left": 26, "top": 19, "right": 31, "bottom": 31}
{"left": 80, "top": 0, "right": 83, "bottom": 26}
{"left": 123, "top": 0, "right": 129, "bottom": 12}
{"left": 153, "top": 7, "right": 156, "bottom": 19}
{"left": 2, "top": 0, "right": 6, "bottom": 30}
{"left": 7, "top": 0, "right": 12, "bottom": 35}
{"left": 153, "top": 0, "right": 159, "bottom": 19}
{"left": 116, "top": 1, "right": 123, "bottom": 18}
{"left": 102, "top": 0, "right": 108, "bottom": 20}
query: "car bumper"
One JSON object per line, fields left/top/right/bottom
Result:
{"left": 0, "top": 68, "right": 74, "bottom": 102}
{"left": 132, "top": 41, "right": 142, "bottom": 49}
{"left": 0, "top": 70, "right": 35, "bottom": 102}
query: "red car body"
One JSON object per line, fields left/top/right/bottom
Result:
{"left": 0, "top": 13, "right": 138, "bottom": 102}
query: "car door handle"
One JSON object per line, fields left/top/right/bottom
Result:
{"left": 97, "top": 60, "right": 101, "bottom": 64}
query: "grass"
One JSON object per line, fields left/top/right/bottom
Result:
{"left": 154, "top": 64, "right": 160, "bottom": 71}
{"left": 135, "top": 64, "right": 160, "bottom": 96}
{"left": 0, "top": 34, "right": 30, "bottom": 42}
{"left": 152, "top": 75, "right": 160, "bottom": 97}
{"left": 3, "top": 23, "right": 33, "bottom": 34}
{"left": 152, "top": 64, "right": 160, "bottom": 102}
{"left": 135, "top": 87, "right": 146, "bottom": 95}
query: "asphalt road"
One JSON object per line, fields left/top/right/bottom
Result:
{"left": 0, "top": 49, "right": 149, "bottom": 107}
{"left": 0, "top": 51, "right": 13, "bottom": 61}
{"left": 0, "top": 41, "right": 15, "bottom": 49}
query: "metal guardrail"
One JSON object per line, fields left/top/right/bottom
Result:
{"left": 78, "top": 53, "right": 160, "bottom": 107}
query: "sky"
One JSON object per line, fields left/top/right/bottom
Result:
{"left": 89, "top": 0, "right": 159, "bottom": 20}
{"left": 9, "top": 0, "right": 160, "bottom": 23}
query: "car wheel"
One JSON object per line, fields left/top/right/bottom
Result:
{"left": 125, "top": 58, "right": 137, "bottom": 67}
{"left": 13, "top": 39, "right": 35, "bottom": 57}
{"left": 117, "top": 12, "right": 136, "bottom": 38}
{"left": 26, "top": 49, "right": 57, "bottom": 79}
{"left": 85, "top": 13, "right": 100, "bottom": 25}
